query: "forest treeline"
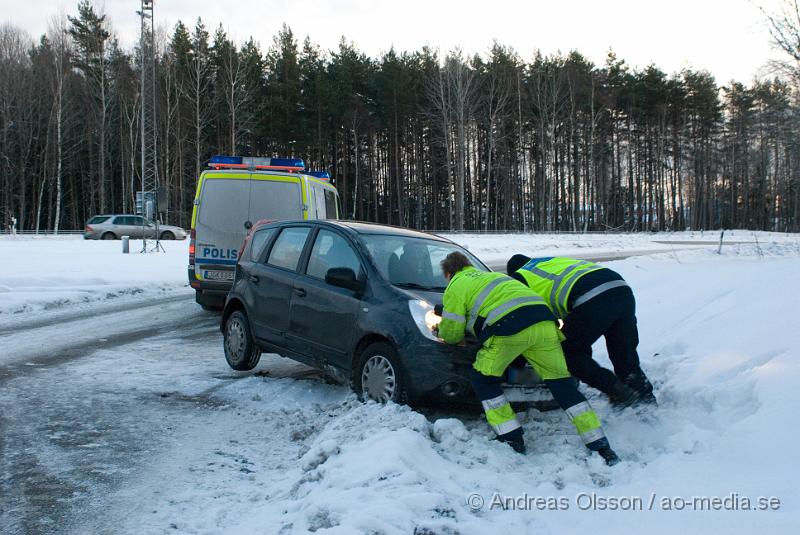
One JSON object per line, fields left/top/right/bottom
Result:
{"left": 1, "top": 1, "right": 799, "bottom": 232}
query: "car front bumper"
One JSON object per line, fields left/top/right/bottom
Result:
{"left": 397, "top": 336, "right": 482, "bottom": 402}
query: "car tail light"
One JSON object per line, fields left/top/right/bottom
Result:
{"left": 85, "top": 225, "right": 93, "bottom": 233}
{"left": 189, "top": 229, "right": 196, "bottom": 266}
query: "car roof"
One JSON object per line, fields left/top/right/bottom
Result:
{"left": 256, "top": 219, "right": 452, "bottom": 242}
{"left": 326, "top": 220, "right": 453, "bottom": 242}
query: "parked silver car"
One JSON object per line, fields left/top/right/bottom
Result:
{"left": 83, "top": 215, "right": 188, "bottom": 240}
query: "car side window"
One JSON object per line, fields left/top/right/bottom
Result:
{"left": 306, "top": 230, "right": 362, "bottom": 280}
{"left": 113, "top": 216, "right": 127, "bottom": 225}
{"left": 250, "top": 228, "right": 277, "bottom": 262}
{"left": 267, "top": 227, "right": 311, "bottom": 271}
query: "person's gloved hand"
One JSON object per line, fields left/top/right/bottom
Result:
{"left": 433, "top": 304, "right": 443, "bottom": 317}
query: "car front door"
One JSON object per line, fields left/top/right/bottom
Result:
{"left": 249, "top": 226, "right": 312, "bottom": 347}
{"left": 288, "top": 228, "right": 363, "bottom": 369}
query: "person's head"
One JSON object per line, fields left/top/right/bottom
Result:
{"left": 440, "top": 251, "right": 472, "bottom": 281}
{"left": 506, "top": 254, "right": 531, "bottom": 274}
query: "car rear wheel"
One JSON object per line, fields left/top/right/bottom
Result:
{"left": 223, "top": 310, "right": 261, "bottom": 371}
{"left": 101, "top": 232, "right": 116, "bottom": 240}
{"left": 160, "top": 231, "right": 175, "bottom": 240}
{"left": 355, "top": 342, "right": 409, "bottom": 404}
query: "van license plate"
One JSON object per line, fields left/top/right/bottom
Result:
{"left": 204, "top": 270, "right": 234, "bottom": 281}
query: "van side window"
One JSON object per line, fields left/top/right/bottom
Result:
{"left": 250, "top": 228, "right": 277, "bottom": 262}
{"left": 306, "top": 230, "right": 361, "bottom": 280}
{"left": 324, "top": 190, "right": 338, "bottom": 219}
{"left": 88, "top": 216, "right": 110, "bottom": 224}
{"left": 267, "top": 227, "right": 311, "bottom": 271}
{"left": 312, "top": 186, "right": 326, "bottom": 219}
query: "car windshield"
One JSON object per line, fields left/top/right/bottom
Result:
{"left": 361, "top": 234, "right": 488, "bottom": 291}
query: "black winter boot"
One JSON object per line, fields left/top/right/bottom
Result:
{"left": 494, "top": 434, "right": 527, "bottom": 454}
{"left": 607, "top": 381, "right": 640, "bottom": 408}
{"left": 598, "top": 446, "right": 620, "bottom": 466}
{"left": 625, "top": 372, "right": 657, "bottom": 405}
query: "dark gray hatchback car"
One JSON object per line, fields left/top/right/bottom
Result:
{"left": 220, "top": 220, "right": 546, "bottom": 405}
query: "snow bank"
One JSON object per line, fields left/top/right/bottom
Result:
{"left": 0, "top": 235, "right": 191, "bottom": 315}
{"left": 201, "top": 244, "right": 798, "bottom": 534}
{"left": 440, "top": 229, "right": 800, "bottom": 265}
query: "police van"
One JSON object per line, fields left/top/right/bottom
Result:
{"left": 189, "top": 155, "right": 340, "bottom": 309}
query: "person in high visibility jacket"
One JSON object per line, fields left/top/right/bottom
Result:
{"left": 506, "top": 254, "right": 656, "bottom": 407}
{"left": 437, "top": 251, "right": 619, "bottom": 465}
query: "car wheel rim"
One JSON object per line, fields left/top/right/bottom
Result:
{"left": 361, "top": 355, "right": 397, "bottom": 402}
{"left": 226, "top": 318, "right": 245, "bottom": 360}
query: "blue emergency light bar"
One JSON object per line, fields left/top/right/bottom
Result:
{"left": 208, "top": 155, "right": 305, "bottom": 170}
{"left": 306, "top": 171, "right": 330, "bottom": 180}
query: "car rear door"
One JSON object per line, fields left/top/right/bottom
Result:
{"left": 288, "top": 228, "right": 363, "bottom": 368}
{"left": 249, "top": 225, "right": 313, "bottom": 346}
{"left": 131, "top": 216, "right": 148, "bottom": 239}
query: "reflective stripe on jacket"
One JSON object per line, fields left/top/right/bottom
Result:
{"left": 439, "top": 266, "right": 553, "bottom": 344}
{"left": 514, "top": 257, "right": 604, "bottom": 318}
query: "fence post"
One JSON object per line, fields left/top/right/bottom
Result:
{"left": 122, "top": 235, "right": 130, "bottom": 254}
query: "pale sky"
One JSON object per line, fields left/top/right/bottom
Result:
{"left": 3, "top": 0, "right": 788, "bottom": 83}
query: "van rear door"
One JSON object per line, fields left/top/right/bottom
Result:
{"left": 248, "top": 175, "right": 304, "bottom": 223}
{"left": 195, "top": 176, "right": 250, "bottom": 282}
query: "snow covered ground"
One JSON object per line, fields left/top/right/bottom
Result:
{"left": 0, "top": 235, "right": 191, "bottom": 316}
{"left": 1, "top": 231, "right": 799, "bottom": 534}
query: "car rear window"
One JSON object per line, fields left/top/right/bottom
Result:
{"left": 87, "top": 216, "right": 111, "bottom": 224}
{"left": 250, "top": 228, "right": 277, "bottom": 262}
{"left": 267, "top": 227, "right": 311, "bottom": 271}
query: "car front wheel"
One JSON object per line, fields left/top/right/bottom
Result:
{"left": 223, "top": 310, "right": 261, "bottom": 371}
{"left": 355, "top": 342, "right": 409, "bottom": 404}
{"left": 160, "top": 231, "right": 175, "bottom": 240}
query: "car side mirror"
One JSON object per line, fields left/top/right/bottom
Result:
{"left": 325, "top": 267, "right": 365, "bottom": 293}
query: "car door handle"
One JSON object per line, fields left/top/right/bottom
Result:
{"left": 294, "top": 287, "right": 307, "bottom": 297}
{"left": 249, "top": 275, "right": 260, "bottom": 284}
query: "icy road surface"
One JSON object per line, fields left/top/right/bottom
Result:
{"left": 1, "top": 234, "right": 799, "bottom": 534}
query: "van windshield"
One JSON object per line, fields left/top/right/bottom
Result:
{"left": 361, "top": 235, "right": 487, "bottom": 291}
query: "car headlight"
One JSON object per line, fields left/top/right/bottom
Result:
{"left": 408, "top": 299, "right": 443, "bottom": 342}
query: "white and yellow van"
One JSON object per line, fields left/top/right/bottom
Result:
{"left": 188, "top": 156, "right": 339, "bottom": 309}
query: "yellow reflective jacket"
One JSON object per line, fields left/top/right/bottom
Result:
{"left": 512, "top": 257, "right": 604, "bottom": 318}
{"left": 439, "top": 266, "right": 555, "bottom": 344}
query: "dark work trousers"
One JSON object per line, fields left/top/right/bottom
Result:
{"left": 560, "top": 287, "right": 643, "bottom": 395}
